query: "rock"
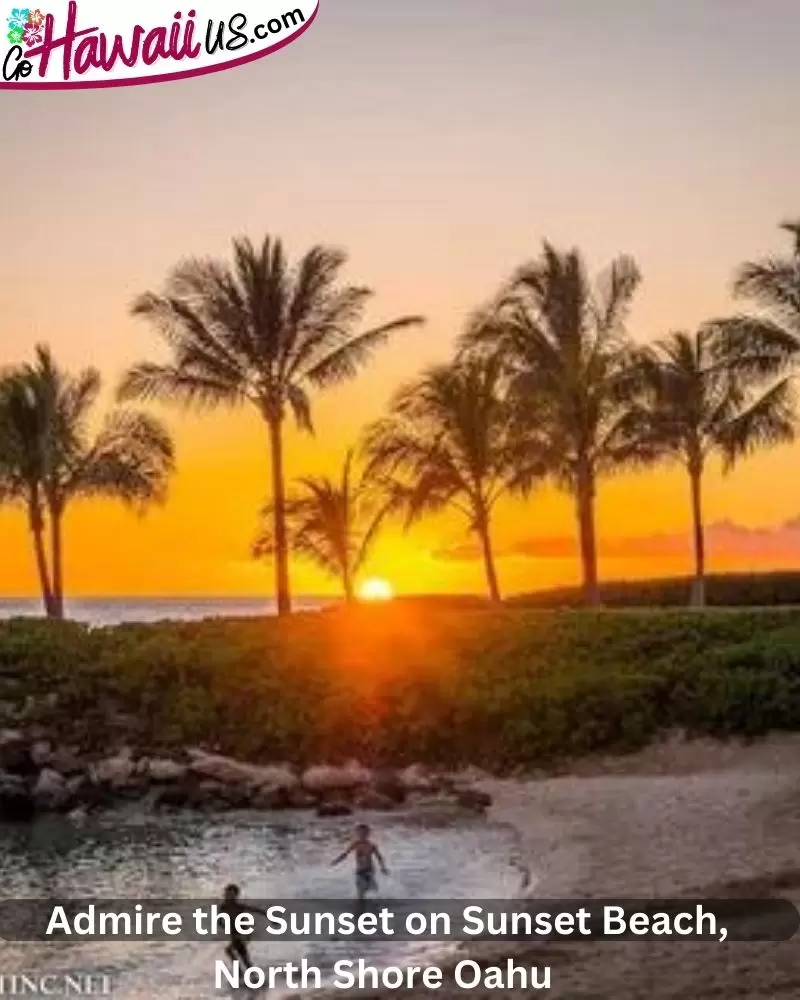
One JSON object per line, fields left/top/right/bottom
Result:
{"left": 30, "top": 740, "right": 53, "bottom": 768}
{"left": 153, "top": 774, "right": 233, "bottom": 811}
{"left": 155, "top": 776, "right": 251, "bottom": 812}
{"left": 398, "top": 764, "right": 438, "bottom": 793}
{"left": 251, "top": 785, "right": 291, "bottom": 810}
{"left": 187, "top": 751, "right": 296, "bottom": 792}
{"left": 371, "top": 771, "right": 407, "bottom": 804}
{"left": 198, "top": 780, "right": 250, "bottom": 810}
{"left": 78, "top": 782, "right": 119, "bottom": 811}
{"left": 316, "top": 800, "right": 353, "bottom": 818}
{"left": 285, "top": 787, "right": 317, "bottom": 810}
{"left": 455, "top": 788, "right": 492, "bottom": 812}
{"left": 89, "top": 750, "right": 135, "bottom": 789}
{"left": 147, "top": 759, "right": 188, "bottom": 783}
{"left": 32, "top": 768, "right": 72, "bottom": 811}
{"left": 48, "top": 746, "right": 84, "bottom": 776}
{"left": 302, "top": 762, "right": 372, "bottom": 793}
{"left": 353, "top": 789, "right": 396, "bottom": 811}
{"left": 454, "top": 765, "right": 493, "bottom": 785}
{"left": 0, "top": 772, "right": 35, "bottom": 821}
{"left": 0, "top": 730, "right": 34, "bottom": 775}
{"left": 0, "top": 701, "right": 17, "bottom": 722}
{"left": 66, "top": 775, "right": 87, "bottom": 799}
{"left": 67, "top": 805, "right": 88, "bottom": 824}
{"left": 153, "top": 784, "right": 191, "bottom": 810}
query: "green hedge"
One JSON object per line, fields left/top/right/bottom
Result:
{"left": 2, "top": 607, "right": 800, "bottom": 769}
{"left": 508, "top": 570, "right": 800, "bottom": 608}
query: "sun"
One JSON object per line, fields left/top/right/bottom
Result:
{"left": 358, "top": 577, "right": 395, "bottom": 602}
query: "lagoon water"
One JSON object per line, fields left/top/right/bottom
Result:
{"left": 0, "top": 808, "right": 521, "bottom": 998}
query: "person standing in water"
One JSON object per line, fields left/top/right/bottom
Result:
{"left": 331, "top": 823, "right": 389, "bottom": 900}
{"left": 220, "top": 883, "right": 267, "bottom": 968}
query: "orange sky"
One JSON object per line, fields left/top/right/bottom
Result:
{"left": 1, "top": 1, "right": 800, "bottom": 598}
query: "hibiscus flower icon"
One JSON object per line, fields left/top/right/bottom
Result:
{"left": 26, "top": 6, "right": 44, "bottom": 25}
{"left": 22, "top": 19, "right": 41, "bottom": 43}
{"left": 6, "top": 7, "right": 30, "bottom": 30}
{"left": 6, "top": 24, "right": 23, "bottom": 43}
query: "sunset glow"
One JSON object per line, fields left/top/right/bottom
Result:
{"left": 2, "top": 3, "right": 800, "bottom": 601}
{"left": 358, "top": 578, "right": 394, "bottom": 602}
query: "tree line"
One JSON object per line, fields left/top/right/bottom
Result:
{"left": 1, "top": 223, "right": 799, "bottom": 617}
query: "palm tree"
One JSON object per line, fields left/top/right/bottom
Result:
{"left": 0, "top": 345, "right": 175, "bottom": 619}
{"left": 709, "top": 220, "right": 800, "bottom": 377}
{"left": 630, "top": 328, "right": 796, "bottom": 606}
{"left": 0, "top": 372, "right": 55, "bottom": 615}
{"left": 253, "top": 450, "right": 388, "bottom": 602}
{"left": 363, "top": 354, "right": 533, "bottom": 602}
{"left": 463, "top": 242, "right": 645, "bottom": 606}
{"left": 118, "top": 235, "right": 423, "bottom": 616}
{"left": 734, "top": 220, "right": 800, "bottom": 331}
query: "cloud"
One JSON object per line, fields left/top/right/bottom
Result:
{"left": 432, "top": 518, "right": 800, "bottom": 563}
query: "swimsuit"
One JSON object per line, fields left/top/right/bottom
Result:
{"left": 355, "top": 854, "right": 377, "bottom": 897}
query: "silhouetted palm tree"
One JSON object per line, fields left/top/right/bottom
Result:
{"left": 253, "top": 450, "right": 388, "bottom": 602}
{"left": 735, "top": 220, "right": 800, "bottom": 326}
{"left": 709, "top": 221, "right": 800, "bottom": 375}
{"left": 463, "top": 243, "right": 644, "bottom": 606}
{"left": 0, "top": 346, "right": 174, "bottom": 618}
{"left": 0, "top": 372, "right": 54, "bottom": 615}
{"left": 363, "top": 355, "right": 534, "bottom": 602}
{"left": 119, "top": 236, "right": 423, "bottom": 615}
{"left": 630, "top": 328, "right": 796, "bottom": 606}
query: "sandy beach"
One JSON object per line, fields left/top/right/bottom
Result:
{"left": 309, "top": 735, "right": 800, "bottom": 1000}
{"left": 459, "top": 734, "right": 800, "bottom": 998}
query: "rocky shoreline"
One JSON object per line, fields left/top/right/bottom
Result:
{"left": 0, "top": 729, "right": 492, "bottom": 822}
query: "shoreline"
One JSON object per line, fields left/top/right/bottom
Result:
{"left": 309, "top": 734, "right": 800, "bottom": 999}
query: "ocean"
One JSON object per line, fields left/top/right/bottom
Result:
{"left": 0, "top": 596, "right": 330, "bottom": 626}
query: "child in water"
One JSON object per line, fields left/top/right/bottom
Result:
{"left": 331, "top": 823, "right": 389, "bottom": 900}
{"left": 221, "top": 883, "right": 267, "bottom": 968}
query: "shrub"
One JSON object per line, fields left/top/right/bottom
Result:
{"left": 1, "top": 606, "right": 800, "bottom": 766}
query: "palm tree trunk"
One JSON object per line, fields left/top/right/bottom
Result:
{"left": 50, "top": 504, "right": 65, "bottom": 620}
{"left": 689, "top": 465, "right": 706, "bottom": 608}
{"left": 28, "top": 498, "right": 55, "bottom": 618}
{"left": 575, "top": 463, "right": 600, "bottom": 607}
{"left": 476, "top": 512, "right": 501, "bottom": 603}
{"left": 267, "top": 415, "right": 292, "bottom": 616}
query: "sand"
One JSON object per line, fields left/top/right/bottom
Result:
{"left": 309, "top": 734, "right": 800, "bottom": 999}
{"left": 464, "top": 733, "right": 800, "bottom": 998}
{"left": 331, "top": 734, "right": 800, "bottom": 1000}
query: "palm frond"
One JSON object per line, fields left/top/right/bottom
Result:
{"left": 716, "top": 377, "right": 797, "bottom": 472}
{"left": 591, "top": 255, "right": 642, "bottom": 341}
{"left": 285, "top": 383, "right": 313, "bottom": 434}
{"left": 117, "top": 362, "right": 246, "bottom": 409}
{"left": 704, "top": 315, "right": 799, "bottom": 379}
{"left": 303, "top": 316, "right": 424, "bottom": 388}
{"left": 70, "top": 409, "right": 175, "bottom": 509}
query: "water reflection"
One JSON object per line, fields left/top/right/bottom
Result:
{"left": 0, "top": 809, "right": 518, "bottom": 998}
